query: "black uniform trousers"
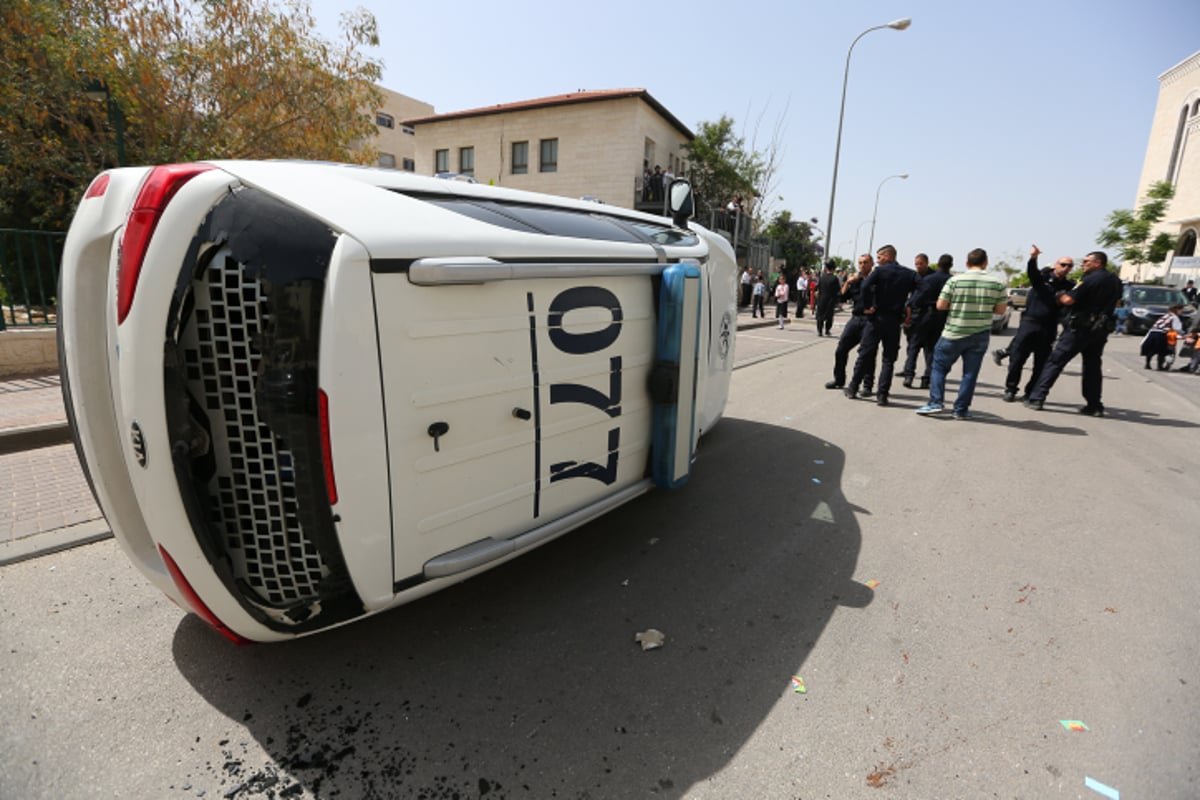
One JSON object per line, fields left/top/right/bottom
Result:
{"left": 901, "top": 308, "right": 936, "bottom": 381}
{"left": 850, "top": 314, "right": 903, "bottom": 396}
{"left": 815, "top": 301, "right": 837, "bottom": 335}
{"left": 832, "top": 315, "right": 872, "bottom": 388}
{"left": 1028, "top": 328, "right": 1109, "bottom": 408}
{"left": 1004, "top": 320, "right": 1055, "bottom": 397}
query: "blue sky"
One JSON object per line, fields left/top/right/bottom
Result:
{"left": 311, "top": 0, "right": 1198, "bottom": 270}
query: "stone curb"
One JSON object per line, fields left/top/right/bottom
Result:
{"left": 0, "top": 421, "right": 72, "bottom": 456}
{"left": 0, "top": 518, "right": 113, "bottom": 567}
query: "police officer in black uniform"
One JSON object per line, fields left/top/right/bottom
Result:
{"left": 825, "top": 254, "right": 875, "bottom": 395}
{"left": 847, "top": 244, "right": 918, "bottom": 406}
{"left": 901, "top": 253, "right": 952, "bottom": 389}
{"left": 1024, "top": 248, "right": 1123, "bottom": 416}
{"left": 1001, "top": 248, "right": 1074, "bottom": 402}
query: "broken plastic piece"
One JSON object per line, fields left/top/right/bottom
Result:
{"left": 635, "top": 629, "right": 665, "bottom": 650}
{"left": 1060, "top": 720, "right": 1089, "bottom": 732}
{"left": 813, "top": 459, "right": 825, "bottom": 465}
{"left": 811, "top": 478, "right": 822, "bottom": 484}
{"left": 790, "top": 675, "right": 806, "bottom": 693}
{"left": 1084, "top": 776, "right": 1119, "bottom": 799}
{"left": 865, "top": 580, "right": 880, "bottom": 589}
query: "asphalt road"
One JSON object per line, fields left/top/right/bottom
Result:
{"left": 2, "top": 326, "right": 1198, "bottom": 799}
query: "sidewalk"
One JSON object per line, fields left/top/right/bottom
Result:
{"left": 0, "top": 374, "right": 109, "bottom": 566}
{"left": 0, "top": 311, "right": 792, "bottom": 566}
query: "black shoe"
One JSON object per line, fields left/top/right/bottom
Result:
{"left": 1078, "top": 405, "right": 1105, "bottom": 417}
{"left": 1003, "top": 391, "right": 1017, "bottom": 402}
{"left": 1023, "top": 397, "right": 1043, "bottom": 411}
{"left": 876, "top": 394, "right": 889, "bottom": 406}
{"left": 825, "top": 381, "right": 843, "bottom": 390}
{"left": 902, "top": 377, "right": 914, "bottom": 389}
{"left": 860, "top": 388, "right": 875, "bottom": 399}
{"left": 918, "top": 377, "right": 929, "bottom": 390}
{"left": 992, "top": 349, "right": 1006, "bottom": 366}
{"left": 844, "top": 387, "right": 857, "bottom": 400}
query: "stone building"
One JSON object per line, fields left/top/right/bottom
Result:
{"left": 371, "top": 87, "right": 435, "bottom": 172}
{"left": 400, "top": 88, "right": 693, "bottom": 211}
{"left": 1125, "top": 50, "right": 1200, "bottom": 283}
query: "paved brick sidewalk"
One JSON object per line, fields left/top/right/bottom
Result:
{"left": 0, "top": 374, "right": 67, "bottom": 430}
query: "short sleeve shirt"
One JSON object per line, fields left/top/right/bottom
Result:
{"left": 938, "top": 270, "right": 1007, "bottom": 340}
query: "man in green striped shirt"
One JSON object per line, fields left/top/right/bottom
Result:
{"left": 915, "top": 248, "right": 1008, "bottom": 419}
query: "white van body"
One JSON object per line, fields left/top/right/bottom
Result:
{"left": 59, "top": 161, "right": 736, "bottom": 642}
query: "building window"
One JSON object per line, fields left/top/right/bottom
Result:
{"left": 435, "top": 149, "right": 449, "bottom": 173}
{"left": 511, "top": 141, "right": 529, "bottom": 174}
{"left": 459, "top": 146, "right": 475, "bottom": 176}
{"left": 1166, "top": 105, "right": 1189, "bottom": 184}
{"left": 539, "top": 138, "right": 558, "bottom": 173}
{"left": 401, "top": 125, "right": 415, "bottom": 135}
{"left": 376, "top": 112, "right": 395, "bottom": 129}
{"left": 402, "top": 158, "right": 415, "bottom": 172}
{"left": 1179, "top": 229, "right": 1197, "bottom": 257}
{"left": 377, "top": 152, "right": 396, "bottom": 169}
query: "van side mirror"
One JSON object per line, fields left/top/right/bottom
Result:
{"left": 669, "top": 179, "right": 694, "bottom": 228}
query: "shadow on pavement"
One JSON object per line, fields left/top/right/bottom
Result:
{"left": 171, "top": 419, "right": 870, "bottom": 799}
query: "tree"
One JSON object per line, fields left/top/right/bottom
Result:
{"left": 682, "top": 115, "right": 764, "bottom": 222}
{"left": 1097, "top": 180, "right": 1176, "bottom": 280}
{"left": 763, "top": 210, "right": 822, "bottom": 277}
{"left": 0, "top": 0, "right": 384, "bottom": 231}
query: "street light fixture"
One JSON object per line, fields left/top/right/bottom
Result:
{"left": 823, "top": 17, "right": 912, "bottom": 262}
{"left": 868, "top": 173, "right": 909, "bottom": 254}
{"left": 84, "top": 78, "right": 126, "bottom": 167}
{"left": 852, "top": 218, "right": 873, "bottom": 261}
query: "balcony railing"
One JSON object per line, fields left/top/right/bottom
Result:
{"left": 0, "top": 229, "right": 65, "bottom": 328}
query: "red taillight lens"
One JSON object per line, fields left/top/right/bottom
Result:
{"left": 158, "top": 545, "right": 252, "bottom": 646}
{"left": 84, "top": 174, "right": 110, "bottom": 199}
{"left": 318, "top": 389, "right": 338, "bottom": 505}
{"left": 117, "top": 163, "right": 215, "bottom": 324}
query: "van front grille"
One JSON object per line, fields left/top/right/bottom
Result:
{"left": 181, "top": 253, "right": 327, "bottom": 608}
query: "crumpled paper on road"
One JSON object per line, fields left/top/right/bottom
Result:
{"left": 635, "top": 629, "right": 665, "bottom": 650}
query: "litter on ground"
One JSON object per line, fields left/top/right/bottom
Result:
{"left": 635, "top": 629, "right": 665, "bottom": 651}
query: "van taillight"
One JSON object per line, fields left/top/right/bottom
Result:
{"left": 319, "top": 389, "right": 338, "bottom": 505}
{"left": 84, "top": 174, "right": 110, "bottom": 199}
{"left": 117, "top": 164, "right": 214, "bottom": 324}
{"left": 158, "top": 545, "right": 252, "bottom": 645}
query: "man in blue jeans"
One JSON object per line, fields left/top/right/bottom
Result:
{"left": 915, "top": 248, "right": 1008, "bottom": 420}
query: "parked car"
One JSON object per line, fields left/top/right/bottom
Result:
{"left": 1007, "top": 287, "right": 1029, "bottom": 310}
{"left": 1122, "top": 284, "right": 1197, "bottom": 335}
{"left": 59, "top": 162, "right": 736, "bottom": 643}
{"left": 992, "top": 301, "right": 1012, "bottom": 333}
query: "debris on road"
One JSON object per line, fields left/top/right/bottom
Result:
{"left": 635, "top": 629, "right": 665, "bottom": 650}
{"left": 1060, "top": 720, "right": 1090, "bottom": 732}
{"left": 1084, "top": 775, "right": 1120, "bottom": 799}
{"left": 790, "top": 675, "right": 807, "bottom": 693}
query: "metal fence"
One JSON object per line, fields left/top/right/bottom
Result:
{"left": 0, "top": 229, "right": 65, "bottom": 328}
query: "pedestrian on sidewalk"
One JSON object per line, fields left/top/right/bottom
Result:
{"left": 915, "top": 248, "right": 1008, "bottom": 420}
{"left": 774, "top": 275, "right": 790, "bottom": 330}
{"left": 814, "top": 260, "right": 841, "bottom": 336}
{"left": 751, "top": 272, "right": 766, "bottom": 318}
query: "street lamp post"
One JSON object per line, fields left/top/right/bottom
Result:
{"left": 823, "top": 17, "right": 911, "bottom": 264}
{"left": 852, "top": 219, "right": 873, "bottom": 261}
{"left": 84, "top": 79, "right": 126, "bottom": 167}
{"left": 868, "top": 172, "right": 902, "bottom": 253}
{"left": 868, "top": 173, "right": 909, "bottom": 254}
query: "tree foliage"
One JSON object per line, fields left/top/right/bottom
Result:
{"left": 762, "top": 210, "right": 823, "bottom": 277}
{"left": 1097, "top": 180, "right": 1176, "bottom": 277}
{"left": 682, "top": 115, "right": 764, "bottom": 222}
{"left": 0, "top": 0, "right": 384, "bottom": 230}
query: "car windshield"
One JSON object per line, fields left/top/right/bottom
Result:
{"left": 1129, "top": 287, "right": 1186, "bottom": 305}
